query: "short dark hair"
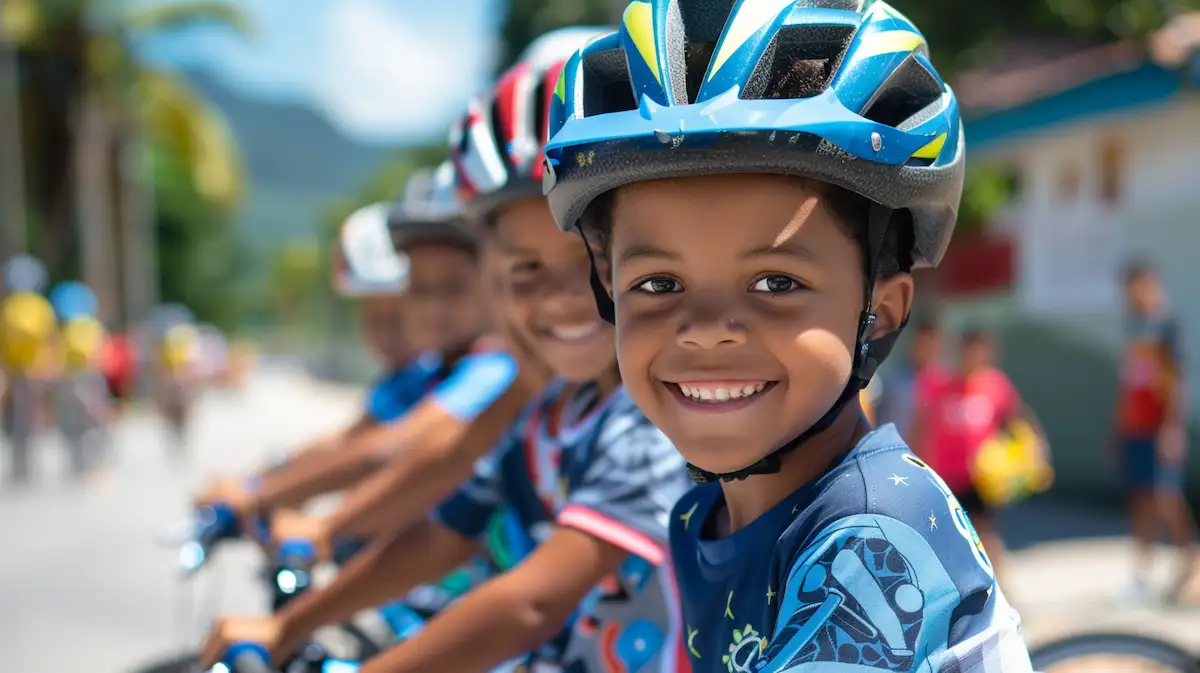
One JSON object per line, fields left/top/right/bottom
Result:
{"left": 1124, "top": 259, "right": 1155, "bottom": 284}
{"left": 961, "top": 327, "right": 992, "bottom": 347}
{"left": 914, "top": 317, "right": 941, "bottom": 334}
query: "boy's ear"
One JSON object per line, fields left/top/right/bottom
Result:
{"left": 871, "top": 272, "right": 914, "bottom": 338}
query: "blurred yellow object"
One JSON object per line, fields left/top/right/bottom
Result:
{"left": 1, "top": 291, "right": 57, "bottom": 373}
{"left": 970, "top": 419, "right": 1054, "bottom": 507}
{"left": 62, "top": 316, "right": 107, "bottom": 372}
{"left": 160, "top": 323, "right": 199, "bottom": 372}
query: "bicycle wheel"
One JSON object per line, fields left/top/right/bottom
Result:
{"left": 1031, "top": 632, "right": 1200, "bottom": 672}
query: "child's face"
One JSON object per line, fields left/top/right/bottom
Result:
{"left": 1126, "top": 272, "right": 1162, "bottom": 315}
{"left": 960, "top": 337, "right": 993, "bottom": 373}
{"left": 401, "top": 242, "right": 485, "bottom": 353}
{"left": 360, "top": 295, "right": 409, "bottom": 368}
{"left": 608, "top": 175, "right": 910, "bottom": 475}
{"left": 493, "top": 197, "right": 616, "bottom": 382}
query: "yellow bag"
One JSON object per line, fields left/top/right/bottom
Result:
{"left": 970, "top": 419, "right": 1054, "bottom": 507}
{"left": 1, "top": 292, "right": 56, "bottom": 372}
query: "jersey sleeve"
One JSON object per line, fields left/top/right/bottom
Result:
{"left": 432, "top": 423, "right": 518, "bottom": 540}
{"left": 428, "top": 351, "right": 518, "bottom": 422}
{"left": 363, "top": 376, "right": 396, "bottom": 422}
{"left": 557, "top": 412, "right": 689, "bottom": 565}
{"left": 760, "top": 514, "right": 1032, "bottom": 672}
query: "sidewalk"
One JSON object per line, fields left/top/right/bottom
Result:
{"left": 1001, "top": 497, "right": 1200, "bottom": 650}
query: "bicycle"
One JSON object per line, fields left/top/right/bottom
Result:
{"left": 1030, "top": 631, "right": 1200, "bottom": 672}
{"left": 136, "top": 503, "right": 391, "bottom": 673}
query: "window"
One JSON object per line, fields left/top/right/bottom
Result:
{"left": 1099, "top": 138, "right": 1125, "bottom": 204}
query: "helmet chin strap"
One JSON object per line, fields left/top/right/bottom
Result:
{"left": 577, "top": 204, "right": 905, "bottom": 484}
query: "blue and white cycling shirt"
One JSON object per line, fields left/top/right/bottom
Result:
{"left": 436, "top": 380, "right": 694, "bottom": 673}
{"left": 366, "top": 347, "right": 518, "bottom": 424}
{"left": 364, "top": 352, "right": 442, "bottom": 423}
{"left": 669, "top": 424, "right": 1033, "bottom": 673}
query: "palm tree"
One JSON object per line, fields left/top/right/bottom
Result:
{"left": 7, "top": 0, "right": 249, "bottom": 324}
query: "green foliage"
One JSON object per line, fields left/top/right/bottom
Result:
{"left": 496, "top": 0, "right": 615, "bottom": 70}
{"left": 151, "top": 139, "right": 244, "bottom": 331}
{"left": 958, "top": 163, "right": 1021, "bottom": 235}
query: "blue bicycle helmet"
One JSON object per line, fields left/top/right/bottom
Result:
{"left": 49, "top": 281, "right": 98, "bottom": 323}
{"left": 542, "top": 0, "right": 965, "bottom": 483}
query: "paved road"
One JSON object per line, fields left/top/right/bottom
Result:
{"left": 0, "top": 367, "right": 362, "bottom": 673}
{"left": 4, "top": 367, "right": 1200, "bottom": 673}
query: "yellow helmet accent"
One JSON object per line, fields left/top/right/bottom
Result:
{"left": 161, "top": 323, "right": 199, "bottom": 369}
{"left": 1, "top": 292, "right": 56, "bottom": 371}
{"left": 62, "top": 316, "right": 106, "bottom": 370}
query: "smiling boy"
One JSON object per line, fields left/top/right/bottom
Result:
{"left": 544, "top": 1, "right": 1034, "bottom": 671}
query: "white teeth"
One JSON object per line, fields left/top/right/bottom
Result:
{"left": 550, "top": 323, "right": 599, "bottom": 340}
{"left": 676, "top": 382, "right": 769, "bottom": 403}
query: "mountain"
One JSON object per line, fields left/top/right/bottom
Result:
{"left": 181, "top": 69, "right": 394, "bottom": 244}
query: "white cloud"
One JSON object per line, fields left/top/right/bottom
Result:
{"left": 311, "top": 0, "right": 495, "bottom": 141}
{"left": 135, "top": 0, "right": 498, "bottom": 142}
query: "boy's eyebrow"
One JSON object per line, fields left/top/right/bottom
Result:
{"left": 499, "top": 244, "right": 542, "bottom": 256}
{"left": 618, "top": 244, "right": 681, "bottom": 264}
{"left": 739, "top": 243, "right": 821, "bottom": 262}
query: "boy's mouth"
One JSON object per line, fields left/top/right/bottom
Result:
{"left": 665, "top": 380, "right": 777, "bottom": 411}
{"left": 546, "top": 321, "right": 602, "bottom": 343}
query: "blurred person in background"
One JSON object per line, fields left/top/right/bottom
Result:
{"left": 878, "top": 318, "right": 946, "bottom": 440}
{"left": 151, "top": 309, "right": 201, "bottom": 457}
{"left": 914, "top": 328, "right": 1044, "bottom": 585}
{"left": 0, "top": 283, "right": 57, "bottom": 483}
{"left": 98, "top": 330, "right": 138, "bottom": 416}
{"left": 47, "top": 281, "right": 112, "bottom": 476}
{"left": 1116, "top": 261, "right": 1197, "bottom": 601}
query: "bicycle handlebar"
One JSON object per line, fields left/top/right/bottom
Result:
{"left": 231, "top": 650, "right": 276, "bottom": 673}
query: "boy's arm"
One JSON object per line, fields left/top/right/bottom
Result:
{"left": 760, "top": 514, "right": 1033, "bottom": 673}
{"left": 197, "top": 520, "right": 477, "bottom": 668}
{"left": 254, "top": 352, "right": 519, "bottom": 514}
{"left": 326, "top": 383, "right": 530, "bottom": 541}
{"left": 358, "top": 526, "right": 631, "bottom": 673}
{"left": 273, "top": 521, "right": 475, "bottom": 657}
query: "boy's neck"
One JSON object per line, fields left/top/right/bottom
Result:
{"left": 592, "top": 365, "right": 622, "bottom": 399}
{"left": 719, "top": 405, "right": 869, "bottom": 534}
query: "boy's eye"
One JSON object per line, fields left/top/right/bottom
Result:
{"left": 510, "top": 260, "right": 542, "bottom": 275}
{"left": 636, "top": 277, "right": 682, "bottom": 294}
{"left": 751, "top": 275, "right": 800, "bottom": 294}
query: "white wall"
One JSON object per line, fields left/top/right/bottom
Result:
{"left": 970, "top": 93, "right": 1200, "bottom": 403}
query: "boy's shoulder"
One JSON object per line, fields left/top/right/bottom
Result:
{"left": 782, "top": 425, "right": 990, "bottom": 563}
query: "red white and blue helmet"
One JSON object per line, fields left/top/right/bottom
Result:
{"left": 449, "top": 27, "right": 614, "bottom": 223}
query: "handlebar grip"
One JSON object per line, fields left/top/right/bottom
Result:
{"left": 231, "top": 650, "right": 276, "bottom": 673}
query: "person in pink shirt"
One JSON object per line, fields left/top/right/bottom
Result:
{"left": 914, "top": 328, "right": 1043, "bottom": 581}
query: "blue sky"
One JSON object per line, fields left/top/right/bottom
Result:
{"left": 135, "top": 0, "right": 505, "bottom": 144}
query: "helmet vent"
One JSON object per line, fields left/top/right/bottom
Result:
{"left": 582, "top": 48, "right": 638, "bottom": 116}
{"left": 745, "top": 23, "right": 856, "bottom": 100}
{"left": 860, "top": 53, "right": 943, "bottom": 128}
{"left": 795, "top": 0, "right": 865, "bottom": 10}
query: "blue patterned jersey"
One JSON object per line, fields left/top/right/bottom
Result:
{"left": 364, "top": 353, "right": 442, "bottom": 423}
{"left": 436, "top": 379, "right": 694, "bottom": 672}
{"left": 365, "top": 348, "right": 518, "bottom": 424}
{"left": 670, "top": 425, "right": 1033, "bottom": 673}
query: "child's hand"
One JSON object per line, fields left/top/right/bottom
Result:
{"left": 198, "top": 615, "right": 283, "bottom": 669}
{"left": 271, "top": 510, "right": 332, "bottom": 561}
{"left": 1158, "top": 423, "right": 1186, "bottom": 465}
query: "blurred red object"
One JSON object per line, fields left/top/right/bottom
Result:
{"left": 98, "top": 333, "right": 138, "bottom": 399}
{"left": 932, "top": 234, "right": 1015, "bottom": 296}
